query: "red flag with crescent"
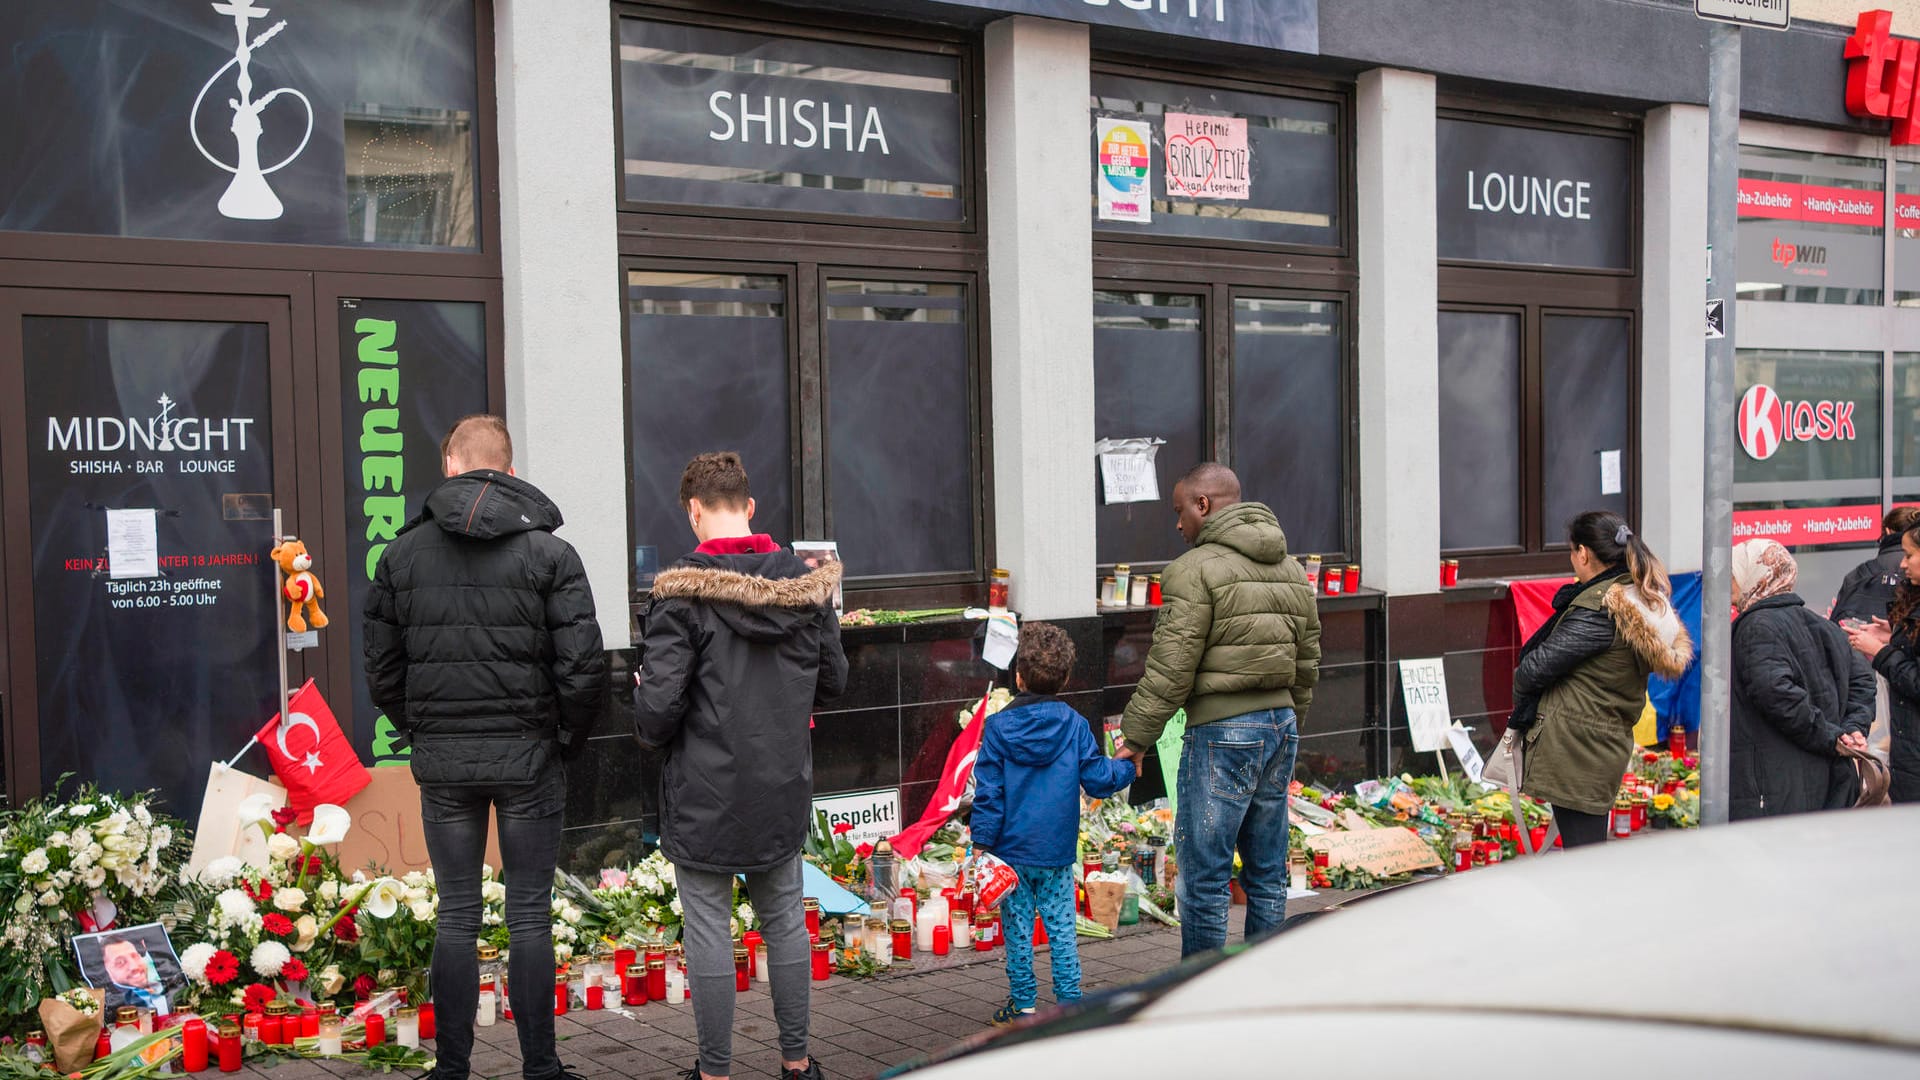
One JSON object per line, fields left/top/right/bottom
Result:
{"left": 256, "top": 680, "right": 370, "bottom": 823}
{"left": 888, "top": 691, "right": 990, "bottom": 859}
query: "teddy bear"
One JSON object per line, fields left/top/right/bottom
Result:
{"left": 269, "top": 538, "right": 329, "bottom": 634}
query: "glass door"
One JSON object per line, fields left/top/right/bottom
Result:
{"left": 0, "top": 288, "right": 301, "bottom": 811}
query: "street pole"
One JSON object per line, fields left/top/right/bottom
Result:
{"left": 1700, "top": 21, "right": 1739, "bottom": 827}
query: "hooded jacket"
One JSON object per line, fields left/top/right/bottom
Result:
{"left": 1516, "top": 572, "right": 1693, "bottom": 816}
{"left": 1830, "top": 534, "right": 1906, "bottom": 625}
{"left": 633, "top": 537, "right": 848, "bottom": 874}
{"left": 1870, "top": 622, "right": 1920, "bottom": 803}
{"left": 970, "top": 694, "right": 1136, "bottom": 868}
{"left": 1120, "top": 502, "right": 1322, "bottom": 754}
{"left": 364, "top": 470, "right": 608, "bottom": 788}
{"left": 1730, "top": 593, "right": 1874, "bottom": 819}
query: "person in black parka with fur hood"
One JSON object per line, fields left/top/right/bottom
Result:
{"left": 1730, "top": 540, "right": 1873, "bottom": 819}
{"left": 632, "top": 452, "right": 844, "bottom": 1080}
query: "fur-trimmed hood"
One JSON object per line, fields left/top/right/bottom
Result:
{"left": 1605, "top": 583, "right": 1694, "bottom": 680}
{"left": 649, "top": 554, "right": 841, "bottom": 643}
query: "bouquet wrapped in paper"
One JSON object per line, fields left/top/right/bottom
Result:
{"left": 38, "top": 987, "right": 105, "bottom": 1072}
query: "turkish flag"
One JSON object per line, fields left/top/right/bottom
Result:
{"left": 256, "top": 680, "right": 371, "bottom": 823}
{"left": 889, "top": 690, "right": 990, "bottom": 859}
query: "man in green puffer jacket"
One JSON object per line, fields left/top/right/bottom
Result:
{"left": 1116, "top": 463, "right": 1321, "bottom": 957}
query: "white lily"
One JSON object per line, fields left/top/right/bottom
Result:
{"left": 237, "top": 793, "right": 278, "bottom": 841}
{"left": 305, "top": 805, "right": 351, "bottom": 846}
{"left": 362, "top": 877, "right": 407, "bottom": 920}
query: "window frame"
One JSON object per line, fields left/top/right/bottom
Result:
{"left": 611, "top": 0, "right": 982, "bottom": 236}
{"left": 1436, "top": 100, "right": 1643, "bottom": 579}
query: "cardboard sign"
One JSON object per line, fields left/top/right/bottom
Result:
{"left": 811, "top": 787, "right": 901, "bottom": 851}
{"left": 335, "top": 765, "right": 501, "bottom": 875}
{"left": 1306, "top": 826, "right": 1444, "bottom": 877}
{"left": 1398, "top": 658, "right": 1453, "bottom": 753}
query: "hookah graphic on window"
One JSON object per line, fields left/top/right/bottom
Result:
{"left": 190, "top": 1, "right": 314, "bottom": 221}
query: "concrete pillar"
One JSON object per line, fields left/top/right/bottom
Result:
{"left": 494, "top": 0, "right": 630, "bottom": 647}
{"left": 1356, "top": 69, "right": 1439, "bottom": 596}
{"left": 1640, "top": 105, "right": 1709, "bottom": 575}
{"left": 985, "top": 17, "right": 1095, "bottom": 619}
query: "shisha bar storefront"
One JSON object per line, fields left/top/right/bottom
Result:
{"left": 0, "top": 0, "right": 503, "bottom": 815}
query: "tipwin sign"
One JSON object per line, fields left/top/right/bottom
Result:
{"left": 1845, "top": 10, "right": 1920, "bottom": 143}
{"left": 1737, "top": 384, "right": 1858, "bottom": 461}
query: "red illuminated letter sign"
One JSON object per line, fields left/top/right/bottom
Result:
{"left": 1847, "top": 9, "right": 1920, "bottom": 144}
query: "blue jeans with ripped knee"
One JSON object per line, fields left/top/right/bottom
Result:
{"left": 1173, "top": 707, "right": 1298, "bottom": 958}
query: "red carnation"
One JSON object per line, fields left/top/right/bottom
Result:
{"left": 260, "top": 913, "right": 294, "bottom": 938}
{"left": 243, "top": 877, "right": 275, "bottom": 904}
{"left": 855, "top": 842, "right": 874, "bottom": 859}
{"left": 832, "top": 822, "right": 853, "bottom": 835}
{"left": 243, "top": 983, "right": 276, "bottom": 1015}
{"left": 204, "top": 950, "right": 239, "bottom": 987}
{"left": 352, "top": 974, "right": 376, "bottom": 1002}
{"left": 281, "top": 958, "right": 309, "bottom": 983}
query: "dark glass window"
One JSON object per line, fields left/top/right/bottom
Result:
{"left": 619, "top": 19, "right": 966, "bottom": 222}
{"left": 1734, "top": 349, "right": 1883, "bottom": 552}
{"left": 0, "top": 0, "right": 481, "bottom": 248}
{"left": 626, "top": 272, "right": 794, "bottom": 588}
{"left": 825, "top": 280, "right": 977, "bottom": 578}
{"left": 1233, "top": 297, "right": 1345, "bottom": 558}
{"left": 1089, "top": 73, "right": 1340, "bottom": 248}
{"left": 1093, "top": 292, "right": 1205, "bottom": 566}
{"left": 1438, "top": 310, "right": 1523, "bottom": 551}
{"left": 1540, "top": 315, "right": 1631, "bottom": 535}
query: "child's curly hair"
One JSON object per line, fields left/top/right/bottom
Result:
{"left": 1015, "top": 622, "right": 1075, "bottom": 695}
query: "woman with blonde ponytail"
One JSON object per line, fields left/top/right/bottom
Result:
{"left": 1509, "top": 511, "right": 1693, "bottom": 847}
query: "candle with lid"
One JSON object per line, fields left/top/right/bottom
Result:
{"left": 810, "top": 941, "right": 832, "bottom": 981}
{"left": 646, "top": 957, "right": 668, "bottom": 1002}
{"left": 181, "top": 1018, "right": 210, "bottom": 1073}
{"left": 216, "top": 1022, "right": 243, "bottom": 1074}
{"left": 624, "top": 964, "right": 649, "bottom": 1006}
{"left": 802, "top": 898, "right": 821, "bottom": 942}
{"left": 394, "top": 1008, "right": 419, "bottom": 1050}
{"left": 316, "top": 1016, "right": 342, "bottom": 1057}
{"left": 734, "top": 947, "right": 751, "bottom": 992}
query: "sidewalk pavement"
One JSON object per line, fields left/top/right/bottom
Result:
{"left": 246, "top": 890, "right": 1355, "bottom": 1080}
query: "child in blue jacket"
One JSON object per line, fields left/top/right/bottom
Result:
{"left": 970, "top": 622, "right": 1136, "bottom": 1024}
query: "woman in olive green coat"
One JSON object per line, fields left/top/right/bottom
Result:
{"left": 1510, "top": 511, "right": 1693, "bottom": 847}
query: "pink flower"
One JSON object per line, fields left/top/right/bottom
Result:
{"left": 599, "top": 868, "right": 629, "bottom": 889}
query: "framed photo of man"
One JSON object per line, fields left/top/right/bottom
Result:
{"left": 72, "top": 922, "right": 186, "bottom": 1015}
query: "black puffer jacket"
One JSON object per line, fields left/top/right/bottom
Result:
{"left": 1870, "top": 622, "right": 1920, "bottom": 803}
{"left": 1730, "top": 594, "right": 1873, "bottom": 819}
{"left": 364, "top": 470, "right": 608, "bottom": 787}
{"left": 1830, "top": 535, "right": 1905, "bottom": 625}
{"left": 633, "top": 540, "right": 847, "bottom": 873}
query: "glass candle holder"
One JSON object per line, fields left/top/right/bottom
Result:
{"left": 363, "top": 1012, "right": 385, "bottom": 1048}
{"left": 181, "top": 1018, "right": 209, "bottom": 1073}
{"left": 394, "top": 1008, "right": 419, "bottom": 1050}
{"left": 623, "top": 964, "right": 648, "bottom": 1007}
{"left": 646, "top": 958, "right": 667, "bottom": 1002}
{"left": 316, "top": 1017, "right": 342, "bottom": 1057}
{"left": 216, "top": 1023, "right": 243, "bottom": 1074}
{"left": 810, "top": 941, "right": 832, "bottom": 981}
{"left": 803, "top": 898, "right": 821, "bottom": 942}
{"left": 734, "top": 947, "right": 751, "bottom": 992}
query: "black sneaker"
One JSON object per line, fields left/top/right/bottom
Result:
{"left": 679, "top": 1063, "right": 702, "bottom": 1080}
{"left": 990, "top": 999, "right": 1036, "bottom": 1026}
{"left": 783, "top": 1060, "right": 825, "bottom": 1080}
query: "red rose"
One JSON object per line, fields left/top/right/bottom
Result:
{"left": 260, "top": 913, "right": 294, "bottom": 938}
{"left": 242, "top": 983, "right": 276, "bottom": 1015}
{"left": 855, "top": 842, "right": 874, "bottom": 859}
{"left": 271, "top": 806, "right": 299, "bottom": 833}
{"left": 832, "top": 822, "right": 853, "bottom": 835}
{"left": 281, "top": 958, "right": 309, "bottom": 983}
{"left": 204, "top": 950, "right": 239, "bottom": 987}
{"left": 352, "top": 974, "right": 376, "bottom": 1002}
{"left": 333, "top": 915, "right": 359, "bottom": 944}
{"left": 305, "top": 856, "right": 325, "bottom": 877}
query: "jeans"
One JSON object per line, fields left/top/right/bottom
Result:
{"left": 1001, "top": 865, "right": 1080, "bottom": 1011}
{"left": 1554, "top": 806, "right": 1610, "bottom": 848}
{"left": 1174, "top": 707, "right": 1298, "bottom": 958}
{"left": 420, "top": 760, "right": 566, "bottom": 1080}
{"left": 678, "top": 857, "right": 811, "bottom": 1077}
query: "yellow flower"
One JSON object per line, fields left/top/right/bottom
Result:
{"left": 1653, "top": 794, "right": 1675, "bottom": 811}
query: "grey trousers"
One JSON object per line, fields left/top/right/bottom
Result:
{"left": 677, "top": 855, "right": 811, "bottom": 1075}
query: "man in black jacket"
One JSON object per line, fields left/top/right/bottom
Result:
{"left": 635, "top": 452, "right": 845, "bottom": 1080}
{"left": 364, "top": 415, "right": 607, "bottom": 1080}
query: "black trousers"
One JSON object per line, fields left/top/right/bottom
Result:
{"left": 1554, "top": 806, "right": 1611, "bottom": 848}
{"left": 420, "top": 761, "right": 567, "bottom": 1080}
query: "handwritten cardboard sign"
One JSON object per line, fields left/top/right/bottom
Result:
{"left": 1164, "top": 113, "right": 1249, "bottom": 200}
{"left": 334, "top": 766, "right": 501, "bottom": 875}
{"left": 1307, "top": 826, "right": 1443, "bottom": 877}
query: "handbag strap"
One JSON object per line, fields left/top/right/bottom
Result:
{"left": 1841, "top": 743, "right": 1891, "bottom": 807}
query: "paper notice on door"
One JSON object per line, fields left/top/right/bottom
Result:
{"left": 1599, "top": 449, "right": 1623, "bottom": 496}
{"left": 106, "top": 508, "right": 160, "bottom": 580}
{"left": 1096, "top": 437, "right": 1165, "bottom": 505}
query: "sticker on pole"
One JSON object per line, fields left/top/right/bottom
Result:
{"left": 1694, "top": 0, "right": 1788, "bottom": 30}
{"left": 1706, "top": 298, "right": 1725, "bottom": 339}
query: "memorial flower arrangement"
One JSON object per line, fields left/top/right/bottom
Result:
{"left": 477, "top": 867, "right": 590, "bottom": 969}
{"left": 0, "top": 783, "right": 183, "bottom": 1021}
{"left": 578, "top": 852, "right": 682, "bottom": 944}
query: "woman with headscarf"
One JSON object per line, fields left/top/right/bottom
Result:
{"left": 1511, "top": 511, "right": 1693, "bottom": 847}
{"left": 1730, "top": 539, "right": 1874, "bottom": 819}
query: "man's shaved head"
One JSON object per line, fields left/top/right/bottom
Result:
{"left": 443, "top": 414, "right": 513, "bottom": 476}
{"left": 1172, "top": 462, "right": 1241, "bottom": 546}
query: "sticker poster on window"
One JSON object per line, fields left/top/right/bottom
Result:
{"left": 1164, "top": 113, "right": 1250, "bottom": 200}
{"left": 1096, "top": 117, "right": 1152, "bottom": 223}
{"left": 1096, "top": 437, "right": 1165, "bottom": 504}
